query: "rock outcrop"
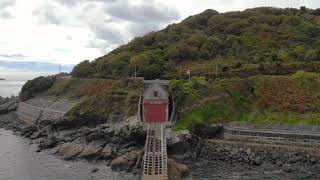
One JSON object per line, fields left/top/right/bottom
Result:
{"left": 168, "top": 159, "right": 190, "bottom": 180}
{"left": 57, "top": 143, "right": 85, "bottom": 159}
{"left": 0, "top": 96, "right": 19, "bottom": 114}
{"left": 111, "top": 150, "right": 143, "bottom": 171}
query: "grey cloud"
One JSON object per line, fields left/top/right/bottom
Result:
{"left": 0, "top": 0, "right": 15, "bottom": 19}
{"left": 55, "top": 0, "right": 79, "bottom": 7}
{"left": 90, "top": 24, "right": 125, "bottom": 45}
{"left": 128, "top": 22, "right": 160, "bottom": 37}
{"left": 55, "top": 0, "right": 112, "bottom": 7}
{"left": 32, "top": 0, "right": 180, "bottom": 55}
{"left": 0, "top": 53, "right": 28, "bottom": 58}
{"left": 0, "top": 11, "right": 13, "bottom": 18}
{"left": 105, "top": 0, "right": 180, "bottom": 23}
{"left": 0, "top": 0, "right": 15, "bottom": 8}
{"left": 66, "top": 35, "right": 72, "bottom": 40}
{"left": 33, "top": 5, "right": 63, "bottom": 25}
{"left": 87, "top": 38, "right": 120, "bottom": 54}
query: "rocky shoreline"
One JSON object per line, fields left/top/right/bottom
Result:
{"left": 0, "top": 96, "right": 320, "bottom": 179}
{"left": 0, "top": 96, "right": 189, "bottom": 180}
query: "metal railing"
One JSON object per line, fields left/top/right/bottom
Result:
{"left": 142, "top": 124, "right": 168, "bottom": 180}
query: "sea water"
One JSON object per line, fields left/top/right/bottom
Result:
{"left": 0, "top": 80, "right": 25, "bottom": 97}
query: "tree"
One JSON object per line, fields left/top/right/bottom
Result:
{"left": 130, "top": 54, "right": 148, "bottom": 78}
{"left": 305, "top": 49, "right": 320, "bottom": 61}
{"left": 278, "top": 50, "right": 290, "bottom": 62}
{"left": 129, "top": 54, "right": 146, "bottom": 67}
{"left": 294, "top": 45, "right": 306, "bottom": 61}
{"left": 71, "top": 60, "right": 96, "bottom": 78}
{"left": 201, "top": 36, "right": 224, "bottom": 58}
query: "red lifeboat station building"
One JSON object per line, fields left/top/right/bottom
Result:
{"left": 143, "top": 80, "right": 169, "bottom": 123}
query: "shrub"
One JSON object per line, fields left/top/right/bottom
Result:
{"left": 20, "top": 76, "right": 56, "bottom": 100}
{"left": 71, "top": 60, "right": 96, "bottom": 78}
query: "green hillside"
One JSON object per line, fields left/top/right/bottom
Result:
{"left": 72, "top": 7, "right": 320, "bottom": 79}
{"left": 172, "top": 71, "right": 320, "bottom": 130}
{"left": 20, "top": 7, "right": 320, "bottom": 130}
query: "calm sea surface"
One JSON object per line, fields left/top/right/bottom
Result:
{"left": 0, "top": 80, "right": 25, "bottom": 97}
{"left": 0, "top": 129, "right": 138, "bottom": 180}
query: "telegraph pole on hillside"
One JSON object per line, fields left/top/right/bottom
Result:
{"left": 59, "top": 64, "right": 61, "bottom": 73}
{"left": 187, "top": 69, "right": 191, "bottom": 82}
{"left": 134, "top": 65, "right": 137, "bottom": 81}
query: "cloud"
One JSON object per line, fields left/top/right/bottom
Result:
{"left": 32, "top": 4, "right": 63, "bottom": 25}
{"left": 105, "top": 0, "right": 180, "bottom": 23}
{"left": 0, "top": 0, "right": 15, "bottom": 19}
{"left": 0, "top": 53, "right": 27, "bottom": 58}
{"left": 55, "top": 0, "right": 79, "bottom": 7}
{"left": 92, "top": 25, "right": 125, "bottom": 44}
{"left": 128, "top": 22, "right": 160, "bottom": 37}
{"left": 55, "top": 0, "right": 110, "bottom": 7}
{"left": 0, "top": 0, "right": 15, "bottom": 8}
{"left": 4, "top": 0, "right": 320, "bottom": 67}
{"left": 0, "top": 11, "right": 13, "bottom": 18}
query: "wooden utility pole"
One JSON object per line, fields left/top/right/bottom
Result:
{"left": 215, "top": 64, "right": 218, "bottom": 76}
{"left": 134, "top": 65, "right": 137, "bottom": 81}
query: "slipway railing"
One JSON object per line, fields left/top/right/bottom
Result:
{"left": 142, "top": 123, "right": 168, "bottom": 180}
{"left": 224, "top": 125, "right": 320, "bottom": 146}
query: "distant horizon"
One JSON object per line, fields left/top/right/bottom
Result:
{"left": 0, "top": 60, "right": 74, "bottom": 81}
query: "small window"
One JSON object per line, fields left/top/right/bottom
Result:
{"left": 154, "top": 91, "right": 158, "bottom": 97}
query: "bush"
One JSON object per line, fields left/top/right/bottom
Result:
{"left": 20, "top": 76, "right": 56, "bottom": 100}
{"left": 71, "top": 60, "right": 96, "bottom": 78}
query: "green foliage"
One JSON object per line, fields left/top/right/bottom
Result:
{"left": 169, "top": 80, "right": 193, "bottom": 106}
{"left": 176, "top": 104, "right": 232, "bottom": 130}
{"left": 71, "top": 60, "right": 96, "bottom": 78}
{"left": 278, "top": 50, "right": 290, "bottom": 62}
{"left": 176, "top": 72, "right": 320, "bottom": 130}
{"left": 70, "top": 7, "right": 320, "bottom": 79}
{"left": 294, "top": 45, "right": 306, "bottom": 61}
{"left": 237, "top": 110, "right": 320, "bottom": 125}
{"left": 20, "top": 76, "right": 56, "bottom": 100}
{"left": 292, "top": 71, "right": 320, "bottom": 93}
{"left": 305, "top": 49, "right": 320, "bottom": 61}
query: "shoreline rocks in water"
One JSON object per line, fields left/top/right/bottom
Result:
{"left": 0, "top": 97, "right": 319, "bottom": 179}
{"left": 0, "top": 96, "right": 19, "bottom": 115}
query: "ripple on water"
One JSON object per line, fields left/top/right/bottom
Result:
{"left": 0, "top": 129, "right": 138, "bottom": 180}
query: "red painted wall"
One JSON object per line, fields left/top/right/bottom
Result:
{"left": 143, "top": 101, "right": 168, "bottom": 123}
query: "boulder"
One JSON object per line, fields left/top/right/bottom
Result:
{"left": 167, "top": 129, "right": 192, "bottom": 155}
{"left": 78, "top": 145, "right": 100, "bottom": 159}
{"left": 0, "top": 96, "right": 19, "bottom": 114}
{"left": 111, "top": 150, "right": 143, "bottom": 171}
{"left": 283, "top": 163, "right": 293, "bottom": 173}
{"left": 252, "top": 156, "right": 262, "bottom": 166}
{"left": 101, "top": 145, "right": 114, "bottom": 159}
{"left": 168, "top": 159, "right": 190, "bottom": 180}
{"left": 114, "top": 116, "right": 144, "bottom": 142}
{"left": 21, "top": 125, "right": 37, "bottom": 137}
{"left": 193, "top": 124, "right": 223, "bottom": 139}
{"left": 38, "top": 135, "right": 57, "bottom": 149}
{"left": 57, "top": 143, "right": 84, "bottom": 159}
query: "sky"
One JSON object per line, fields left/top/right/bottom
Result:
{"left": 0, "top": 0, "right": 320, "bottom": 67}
